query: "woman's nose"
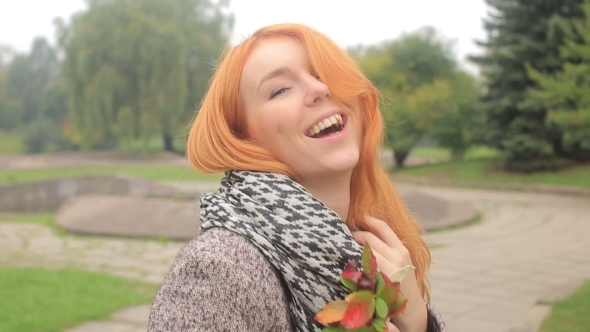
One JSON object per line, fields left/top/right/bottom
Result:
{"left": 305, "top": 75, "right": 331, "bottom": 106}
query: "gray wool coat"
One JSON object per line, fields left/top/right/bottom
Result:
{"left": 147, "top": 228, "right": 446, "bottom": 331}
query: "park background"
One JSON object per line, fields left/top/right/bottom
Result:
{"left": 0, "top": 0, "right": 589, "bottom": 331}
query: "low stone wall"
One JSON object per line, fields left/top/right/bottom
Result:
{"left": 0, "top": 175, "right": 181, "bottom": 213}
{"left": 1, "top": 175, "right": 481, "bottom": 238}
{"left": 56, "top": 195, "right": 201, "bottom": 240}
{"left": 402, "top": 191, "right": 479, "bottom": 231}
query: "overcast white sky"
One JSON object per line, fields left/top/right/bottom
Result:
{"left": 0, "top": 0, "right": 489, "bottom": 73}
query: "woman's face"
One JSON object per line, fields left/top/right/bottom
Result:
{"left": 239, "top": 36, "right": 363, "bottom": 181}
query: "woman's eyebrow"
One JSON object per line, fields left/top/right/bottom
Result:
{"left": 257, "top": 66, "right": 291, "bottom": 92}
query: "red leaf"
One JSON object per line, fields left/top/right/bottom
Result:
{"left": 342, "top": 261, "right": 362, "bottom": 282}
{"left": 340, "top": 290, "right": 376, "bottom": 329}
{"left": 361, "top": 244, "right": 378, "bottom": 278}
{"left": 388, "top": 298, "right": 408, "bottom": 318}
{"left": 315, "top": 300, "right": 349, "bottom": 325}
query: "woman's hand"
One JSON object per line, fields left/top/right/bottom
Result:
{"left": 352, "top": 216, "right": 427, "bottom": 332}
{"left": 387, "top": 321, "right": 401, "bottom": 332}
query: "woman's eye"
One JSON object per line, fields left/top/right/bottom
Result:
{"left": 270, "top": 86, "right": 290, "bottom": 99}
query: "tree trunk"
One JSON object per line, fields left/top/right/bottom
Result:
{"left": 567, "top": 144, "right": 590, "bottom": 162}
{"left": 163, "top": 133, "right": 175, "bottom": 153}
{"left": 394, "top": 149, "right": 409, "bottom": 168}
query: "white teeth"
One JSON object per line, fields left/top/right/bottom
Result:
{"left": 312, "top": 125, "right": 320, "bottom": 135}
{"left": 307, "top": 114, "right": 345, "bottom": 137}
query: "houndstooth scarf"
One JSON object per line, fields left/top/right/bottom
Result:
{"left": 199, "top": 170, "right": 363, "bottom": 331}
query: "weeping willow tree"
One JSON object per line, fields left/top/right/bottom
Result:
{"left": 56, "top": 0, "right": 233, "bottom": 151}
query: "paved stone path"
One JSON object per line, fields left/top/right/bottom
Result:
{"left": 419, "top": 184, "right": 590, "bottom": 332}
{"left": 1, "top": 183, "right": 589, "bottom": 332}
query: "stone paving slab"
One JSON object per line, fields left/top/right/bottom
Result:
{"left": 0, "top": 223, "right": 184, "bottom": 284}
{"left": 66, "top": 321, "right": 143, "bottom": 332}
{"left": 110, "top": 304, "right": 152, "bottom": 325}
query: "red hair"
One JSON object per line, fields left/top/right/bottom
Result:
{"left": 187, "top": 23, "right": 431, "bottom": 299}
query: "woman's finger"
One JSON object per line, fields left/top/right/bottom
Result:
{"left": 363, "top": 216, "right": 404, "bottom": 249}
{"left": 353, "top": 231, "right": 408, "bottom": 263}
{"left": 386, "top": 321, "right": 401, "bottom": 332}
{"left": 351, "top": 234, "right": 405, "bottom": 277}
{"left": 352, "top": 231, "right": 392, "bottom": 257}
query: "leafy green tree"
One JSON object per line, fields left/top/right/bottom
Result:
{"left": 57, "top": 0, "right": 233, "bottom": 151}
{"left": 356, "top": 27, "right": 483, "bottom": 166}
{"left": 6, "top": 38, "right": 59, "bottom": 124}
{"left": 0, "top": 66, "right": 22, "bottom": 130}
{"left": 528, "top": 1, "right": 590, "bottom": 161}
{"left": 470, "top": 0, "right": 586, "bottom": 172}
{"left": 22, "top": 117, "right": 61, "bottom": 153}
{"left": 429, "top": 72, "right": 485, "bottom": 159}
{"left": 40, "top": 79, "right": 70, "bottom": 128}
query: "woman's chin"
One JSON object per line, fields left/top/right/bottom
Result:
{"left": 305, "top": 154, "right": 360, "bottom": 177}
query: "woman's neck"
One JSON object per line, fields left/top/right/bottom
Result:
{"left": 300, "top": 172, "right": 352, "bottom": 221}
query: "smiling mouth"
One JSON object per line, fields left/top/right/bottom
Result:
{"left": 306, "top": 114, "right": 346, "bottom": 138}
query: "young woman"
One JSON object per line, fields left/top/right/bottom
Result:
{"left": 147, "top": 23, "right": 446, "bottom": 332}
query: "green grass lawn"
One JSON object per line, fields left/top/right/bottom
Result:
{"left": 393, "top": 158, "right": 590, "bottom": 189}
{"left": 410, "top": 146, "right": 498, "bottom": 162}
{"left": 539, "top": 281, "right": 590, "bottom": 332}
{"left": 0, "top": 165, "right": 222, "bottom": 185}
{"left": 0, "top": 267, "right": 158, "bottom": 332}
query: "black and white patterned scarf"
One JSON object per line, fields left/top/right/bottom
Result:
{"left": 199, "top": 170, "right": 363, "bottom": 331}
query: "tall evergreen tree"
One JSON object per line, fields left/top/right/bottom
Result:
{"left": 528, "top": 1, "right": 590, "bottom": 162}
{"left": 470, "top": 0, "right": 586, "bottom": 171}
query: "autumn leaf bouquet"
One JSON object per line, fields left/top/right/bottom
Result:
{"left": 315, "top": 244, "right": 414, "bottom": 332}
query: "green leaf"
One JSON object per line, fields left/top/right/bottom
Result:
{"left": 348, "top": 327, "right": 369, "bottom": 332}
{"left": 376, "top": 272, "right": 385, "bottom": 294}
{"left": 361, "top": 243, "right": 378, "bottom": 278}
{"left": 322, "top": 326, "right": 347, "bottom": 332}
{"left": 376, "top": 281, "right": 401, "bottom": 306}
{"left": 340, "top": 290, "right": 377, "bottom": 329}
{"left": 375, "top": 297, "right": 388, "bottom": 319}
{"left": 341, "top": 276, "right": 359, "bottom": 292}
{"left": 372, "top": 317, "right": 387, "bottom": 331}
